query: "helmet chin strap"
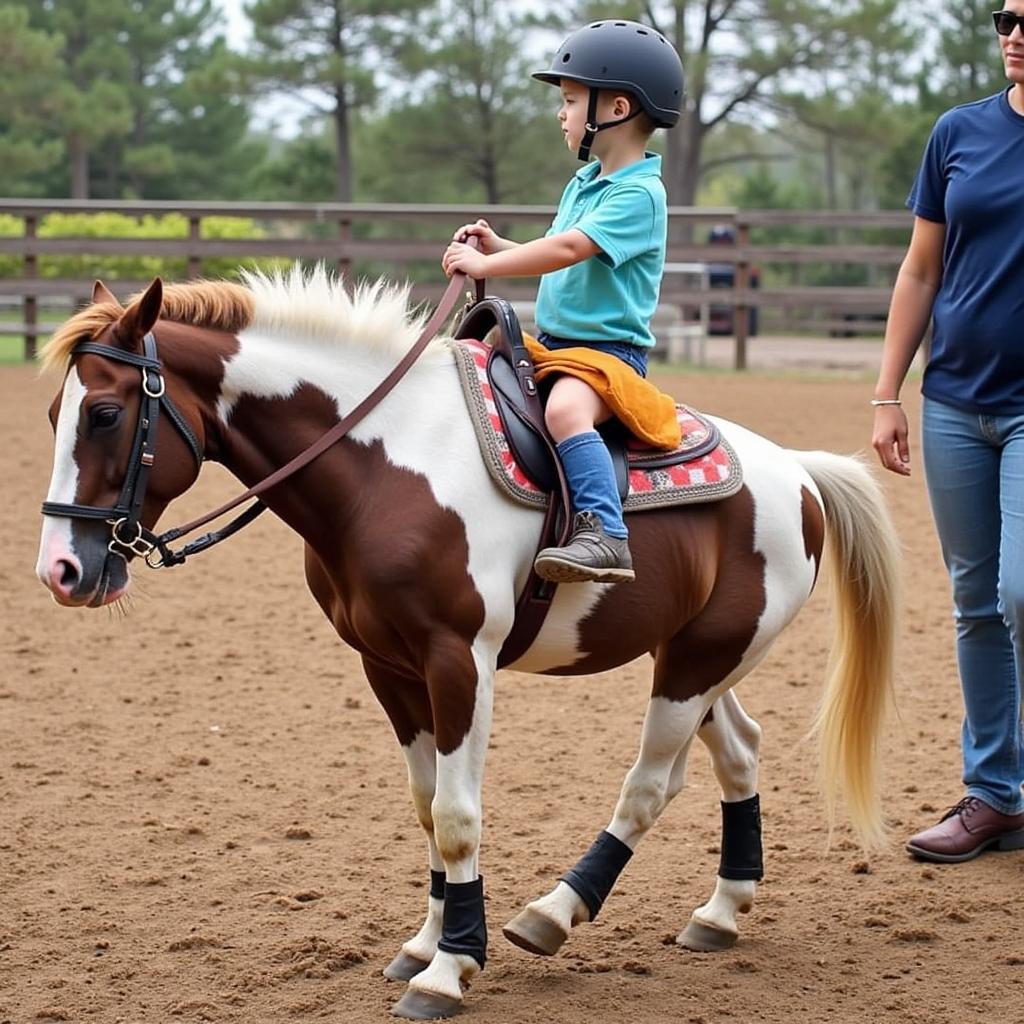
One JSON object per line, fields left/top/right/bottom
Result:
{"left": 577, "top": 87, "right": 643, "bottom": 161}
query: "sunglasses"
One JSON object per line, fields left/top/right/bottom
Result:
{"left": 993, "top": 10, "right": 1024, "bottom": 34}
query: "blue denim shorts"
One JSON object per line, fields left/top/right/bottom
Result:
{"left": 536, "top": 332, "right": 649, "bottom": 378}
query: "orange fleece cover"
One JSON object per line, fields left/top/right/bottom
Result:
{"left": 522, "top": 334, "right": 682, "bottom": 451}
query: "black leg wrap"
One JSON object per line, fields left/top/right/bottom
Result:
{"left": 719, "top": 794, "right": 764, "bottom": 881}
{"left": 429, "top": 869, "right": 446, "bottom": 901}
{"left": 436, "top": 876, "right": 487, "bottom": 968}
{"left": 560, "top": 830, "right": 633, "bottom": 921}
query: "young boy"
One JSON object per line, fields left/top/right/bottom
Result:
{"left": 442, "top": 20, "right": 684, "bottom": 584}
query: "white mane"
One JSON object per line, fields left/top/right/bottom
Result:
{"left": 240, "top": 264, "right": 446, "bottom": 357}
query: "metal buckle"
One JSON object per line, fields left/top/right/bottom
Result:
{"left": 144, "top": 547, "right": 166, "bottom": 569}
{"left": 108, "top": 517, "right": 155, "bottom": 559}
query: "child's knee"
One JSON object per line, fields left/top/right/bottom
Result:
{"left": 544, "top": 379, "right": 601, "bottom": 440}
{"left": 546, "top": 403, "right": 597, "bottom": 442}
{"left": 545, "top": 397, "right": 578, "bottom": 439}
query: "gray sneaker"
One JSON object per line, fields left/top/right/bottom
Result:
{"left": 534, "top": 510, "right": 635, "bottom": 584}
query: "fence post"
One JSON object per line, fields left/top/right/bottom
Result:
{"left": 733, "top": 218, "right": 750, "bottom": 371}
{"left": 187, "top": 216, "right": 202, "bottom": 278}
{"left": 338, "top": 217, "right": 352, "bottom": 282}
{"left": 24, "top": 215, "right": 38, "bottom": 362}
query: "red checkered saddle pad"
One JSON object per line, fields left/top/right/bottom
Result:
{"left": 451, "top": 338, "right": 743, "bottom": 512}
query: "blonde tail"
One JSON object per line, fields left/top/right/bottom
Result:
{"left": 792, "top": 451, "right": 901, "bottom": 848}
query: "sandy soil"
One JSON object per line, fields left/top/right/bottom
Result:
{"left": 2, "top": 359, "right": 1022, "bottom": 1024}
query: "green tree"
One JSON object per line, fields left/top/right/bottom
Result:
{"left": 27, "top": 0, "right": 135, "bottom": 198}
{"left": 245, "top": 128, "right": 338, "bottom": 201}
{"left": 876, "top": 4, "right": 1005, "bottom": 209}
{"left": 7, "top": 1, "right": 254, "bottom": 200}
{"left": 386, "top": 0, "right": 572, "bottom": 204}
{"left": 0, "top": 6, "right": 65, "bottom": 193}
{"left": 580, "top": 0, "right": 908, "bottom": 209}
{"left": 244, "top": 0, "right": 436, "bottom": 201}
{"left": 74, "top": 1, "right": 258, "bottom": 200}
{"left": 934, "top": 0, "right": 1005, "bottom": 106}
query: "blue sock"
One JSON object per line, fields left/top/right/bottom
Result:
{"left": 556, "top": 431, "right": 628, "bottom": 538}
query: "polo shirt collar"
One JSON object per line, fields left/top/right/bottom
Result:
{"left": 574, "top": 152, "right": 662, "bottom": 189}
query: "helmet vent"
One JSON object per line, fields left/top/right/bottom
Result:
{"left": 637, "top": 28, "right": 648, "bottom": 34}
{"left": 614, "top": 21, "right": 627, "bottom": 26}
{"left": 562, "top": 52, "right": 571, "bottom": 62}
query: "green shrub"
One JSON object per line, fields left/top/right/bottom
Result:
{"left": 0, "top": 212, "right": 289, "bottom": 282}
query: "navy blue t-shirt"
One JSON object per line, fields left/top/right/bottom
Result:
{"left": 908, "top": 89, "right": 1024, "bottom": 414}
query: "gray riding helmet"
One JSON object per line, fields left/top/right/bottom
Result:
{"left": 533, "top": 21, "right": 684, "bottom": 161}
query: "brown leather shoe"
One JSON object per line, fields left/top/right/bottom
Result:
{"left": 906, "top": 796, "right": 1024, "bottom": 863}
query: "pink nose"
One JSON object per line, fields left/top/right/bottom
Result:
{"left": 47, "top": 557, "right": 82, "bottom": 601}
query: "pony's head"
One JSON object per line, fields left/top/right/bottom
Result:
{"left": 36, "top": 265, "right": 433, "bottom": 608}
{"left": 36, "top": 279, "right": 211, "bottom": 607}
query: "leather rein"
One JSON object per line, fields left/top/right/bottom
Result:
{"left": 41, "top": 264, "right": 484, "bottom": 569}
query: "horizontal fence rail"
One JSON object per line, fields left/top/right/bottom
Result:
{"left": 0, "top": 199, "right": 913, "bottom": 367}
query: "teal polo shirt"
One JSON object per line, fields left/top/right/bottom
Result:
{"left": 535, "top": 153, "right": 667, "bottom": 349}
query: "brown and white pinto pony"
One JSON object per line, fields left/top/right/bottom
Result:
{"left": 36, "top": 270, "right": 899, "bottom": 1020}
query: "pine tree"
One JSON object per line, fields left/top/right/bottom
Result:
{"left": 244, "top": 0, "right": 436, "bottom": 201}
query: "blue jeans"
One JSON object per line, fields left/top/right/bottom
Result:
{"left": 922, "top": 396, "right": 1024, "bottom": 814}
{"left": 536, "top": 332, "right": 649, "bottom": 378}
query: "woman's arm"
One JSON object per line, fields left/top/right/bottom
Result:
{"left": 872, "top": 216, "right": 945, "bottom": 476}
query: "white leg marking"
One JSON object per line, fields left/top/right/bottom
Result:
{"left": 402, "top": 897, "right": 445, "bottom": 967}
{"left": 519, "top": 880, "right": 591, "bottom": 933}
{"left": 399, "top": 732, "right": 445, "bottom": 964}
{"left": 406, "top": 645, "right": 494, "bottom": 1002}
{"left": 516, "top": 696, "right": 708, "bottom": 943}
{"left": 684, "top": 691, "right": 764, "bottom": 941}
{"left": 700, "top": 690, "right": 762, "bottom": 802}
{"left": 607, "top": 695, "right": 708, "bottom": 849}
{"left": 688, "top": 877, "right": 758, "bottom": 936}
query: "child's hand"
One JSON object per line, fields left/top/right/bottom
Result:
{"left": 451, "top": 219, "right": 501, "bottom": 254}
{"left": 442, "top": 240, "right": 489, "bottom": 280}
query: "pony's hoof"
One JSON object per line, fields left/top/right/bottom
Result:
{"left": 383, "top": 950, "right": 432, "bottom": 982}
{"left": 390, "top": 987, "right": 463, "bottom": 1020}
{"left": 677, "top": 919, "right": 738, "bottom": 952}
{"left": 502, "top": 906, "right": 569, "bottom": 956}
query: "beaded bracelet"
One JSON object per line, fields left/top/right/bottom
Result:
{"left": 869, "top": 399, "right": 902, "bottom": 407}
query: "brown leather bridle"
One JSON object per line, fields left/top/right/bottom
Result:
{"left": 41, "top": 264, "right": 484, "bottom": 569}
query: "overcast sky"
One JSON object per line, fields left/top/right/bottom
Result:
{"left": 219, "top": 0, "right": 252, "bottom": 46}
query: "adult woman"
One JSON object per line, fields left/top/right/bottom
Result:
{"left": 872, "top": 4, "right": 1024, "bottom": 862}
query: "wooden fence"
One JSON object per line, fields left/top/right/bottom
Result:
{"left": 0, "top": 199, "right": 912, "bottom": 368}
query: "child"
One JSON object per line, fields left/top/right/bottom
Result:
{"left": 442, "top": 20, "right": 684, "bottom": 584}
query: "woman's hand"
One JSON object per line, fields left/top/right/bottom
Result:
{"left": 872, "top": 405, "right": 911, "bottom": 476}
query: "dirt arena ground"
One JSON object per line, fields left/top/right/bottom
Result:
{"left": 2, "top": 356, "right": 1022, "bottom": 1024}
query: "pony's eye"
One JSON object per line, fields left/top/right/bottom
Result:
{"left": 90, "top": 405, "right": 122, "bottom": 432}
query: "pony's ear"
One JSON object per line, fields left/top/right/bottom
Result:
{"left": 92, "top": 280, "right": 118, "bottom": 305}
{"left": 115, "top": 278, "right": 163, "bottom": 349}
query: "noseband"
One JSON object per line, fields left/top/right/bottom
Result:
{"left": 41, "top": 332, "right": 207, "bottom": 566}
